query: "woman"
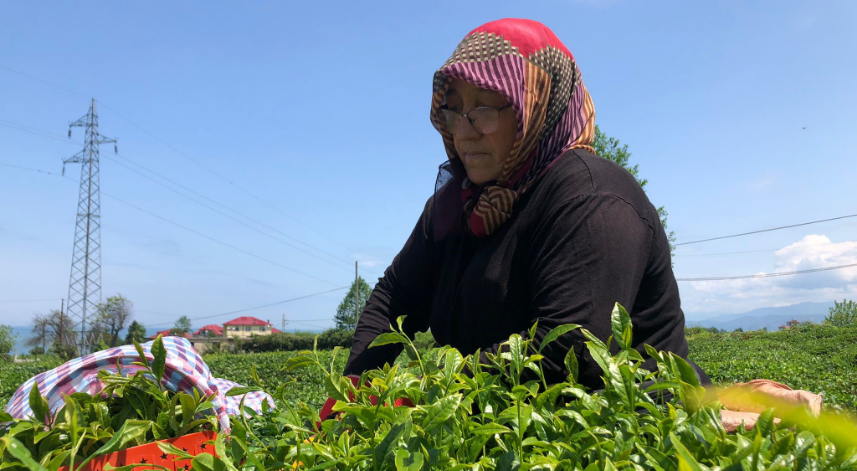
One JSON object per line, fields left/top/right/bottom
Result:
{"left": 342, "top": 18, "right": 709, "bottom": 390}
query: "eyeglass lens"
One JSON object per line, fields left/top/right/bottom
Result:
{"left": 439, "top": 107, "right": 500, "bottom": 134}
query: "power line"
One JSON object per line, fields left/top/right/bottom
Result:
{"left": 3, "top": 163, "right": 344, "bottom": 286}
{"left": 103, "top": 98, "right": 357, "bottom": 253}
{"left": 285, "top": 320, "right": 332, "bottom": 330}
{"left": 100, "top": 190, "right": 343, "bottom": 286}
{"left": 0, "top": 298, "right": 62, "bottom": 303}
{"left": 0, "top": 120, "right": 80, "bottom": 145}
{"left": 0, "top": 115, "right": 382, "bottom": 277}
{"left": 0, "top": 65, "right": 89, "bottom": 98}
{"left": 673, "top": 240, "right": 850, "bottom": 258}
{"left": 676, "top": 213, "right": 857, "bottom": 246}
{"left": 0, "top": 66, "right": 356, "bottom": 253}
{"left": 103, "top": 154, "right": 355, "bottom": 272}
{"left": 0, "top": 162, "right": 64, "bottom": 177}
{"left": 144, "top": 287, "right": 346, "bottom": 328}
{"left": 676, "top": 262, "right": 857, "bottom": 281}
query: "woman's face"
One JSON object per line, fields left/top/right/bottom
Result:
{"left": 445, "top": 78, "right": 518, "bottom": 185}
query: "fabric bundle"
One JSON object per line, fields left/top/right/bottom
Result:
{"left": 4, "top": 337, "right": 274, "bottom": 431}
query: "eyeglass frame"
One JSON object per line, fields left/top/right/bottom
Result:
{"left": 437, "top": 103, "right": 513, "bottom": 134}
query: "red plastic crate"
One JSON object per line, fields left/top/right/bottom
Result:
{"left": 57, "top": 430, "right": 217, "bottom": 471}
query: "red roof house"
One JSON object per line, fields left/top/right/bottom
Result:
{"left": 223, "top": 316, "right": 271, "bottom": 326}
{"left": 194, "top": 324, "right": 224, "bottom": 337}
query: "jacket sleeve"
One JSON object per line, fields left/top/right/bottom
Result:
{"left": 343, "top": 199, "right": 436, "bottom": 376}
{"left": 476, "top": 193, "right": 655, "bottom": 386}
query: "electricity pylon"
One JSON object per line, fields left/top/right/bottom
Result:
{"left": 64, "top": 98, "right": 116, "bottom": 355}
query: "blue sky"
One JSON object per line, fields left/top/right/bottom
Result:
{"left": 1, "top": 1, "right": 855, "bottom": 331}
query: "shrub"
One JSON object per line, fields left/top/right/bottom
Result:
{"left": 0, "top": 325, "right": 16, "bottom": 362}
{"left": 241, "top": 328, "right": 354, "bottom": 352}
{"left": 826, "top": 299, "right": 857, "bottom": 327}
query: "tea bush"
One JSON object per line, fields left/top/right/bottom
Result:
{"left": 204, "top": 306, "right": 857, "bottom": 470}
{"left": 239, "top": 328, "right": 354, "bottom": 353}
{"left": 0, "top": 357, "right": 63, "bottom": 411}
{"left": 689, "top": 324, "right": 857, "bottom": 410}
{"left": 3, "top": 309, "right": 857, "bottom": 470}
{"left": 204, "top": 349, "right": 346, "bottom": 410}
{"left": 0, "top": 339, "right": 216, "bottom": 470}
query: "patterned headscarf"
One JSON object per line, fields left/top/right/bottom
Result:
{"left": 431, "top": 18, "right": 595, "bottom": 238}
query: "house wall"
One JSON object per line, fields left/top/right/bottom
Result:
{"left": 224, "top": 324, "right": 272, "bottom": 339}
{"left": 190, "top": 337, "right": 235, "bottom": 354}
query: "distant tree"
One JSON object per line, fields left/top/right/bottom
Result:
{"left": 734, "top": 327, "right": 744, "bottom": 333}
{"left": 173, "top": 316, "right": 193, "bottom": 334}
{"left": 334, "top": 277, "right": 373, "bottom": 331}
{"left": 93, "top": 294, "right": 133, "bottom": 347}
{"left": 824, "top": 299, "right": 857, "bottom": 327}
{"left": 0, "top": 324, "right": 16, "bottom": 362}
{"left": 26, "top": 314, "right": 51, "bottom": 353}
{"left": 592, "top": 126, "right": 676, "bottom": 255}
{"left": 125, "top": 320, "right": 147, "bottom": 345}
{"left": 28, "top": 346, "right": 45, "bottom": 355}
{"left": 27, "top": 310, "right": 74, "bottom": 356}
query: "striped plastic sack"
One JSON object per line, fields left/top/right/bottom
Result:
{"left": 3, "top": 336, "right": 274, "bottom": 431}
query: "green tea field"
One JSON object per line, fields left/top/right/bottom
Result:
{"left": 2, "top": 318, "right": 857, "bottom": 470}
{"left": 2, "top": 324, "right": 856, "bottom": 412}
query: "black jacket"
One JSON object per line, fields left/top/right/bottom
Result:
{"left": 344, "top": 150, "right": 691, "bottom": 389}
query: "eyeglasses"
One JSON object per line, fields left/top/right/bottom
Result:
{"left": 437, "top": 103, "right": 512, "bottom": 134}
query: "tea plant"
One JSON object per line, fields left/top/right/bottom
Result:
{"left": 0, "top": 357, "right": 64, "bottom": 411}
{"left": 0, "top": 336, "right": 218, "bottom": 471}
{"left": 690, "top": 324, "right": 857, "bottom": 410}
{"left": 4, "top": 309, "right": 857, "bottom": 470}
{"left": 203, "top": 305, "right": 857, "bottom": 470}
{"left": 204, "top": 350, "right": 346, "bottom": 410}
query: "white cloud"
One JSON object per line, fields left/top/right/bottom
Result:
{"left": 682, "top": 235, "right": 857, "bottom": 315}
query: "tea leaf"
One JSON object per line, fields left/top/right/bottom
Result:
{"left": 0, "top": 436, "right": 48, "bottom": 471}
{"left": 75, "top": 420, "right": 151, "bottom": 469}
{"left": 190, "top": 452, "right": 229, "bottom": 471}
{"left": 422, "top": 393, "right": 462, "bottom": 432}
{"left": 27, "top": 383, "right": 49, "bottom": 425}
{"left": 225, "top": 386, "right": 263, "bottom": 396}
{"left": 395, "top": 448, "right": 425, "bottom": 471}
{"left": 610, "top": 303, "right": 633, "bottom": 350}
{"left": 369, "top": 332, "right": 410, "bottom": 348}
{"left": 539, "top": 324, "right": 581, "bottom": 353}
{"left": 151, "top": 335, "right": 167, "bottom": 387}
{"left": 374, "top": 420, "right": 408, "bottom": 464}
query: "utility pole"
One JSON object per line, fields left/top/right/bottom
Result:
{"left": 64, "top": 98, "right": 117, "bottom": 355}
{"left": 59, "top": 298, "right": 65, "bottom": 349}
{"left": 355, "top": 261, "right": 360, "bottom": 323}
{"left": 282, "top": 313, "right": 286, "bottom": 332}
